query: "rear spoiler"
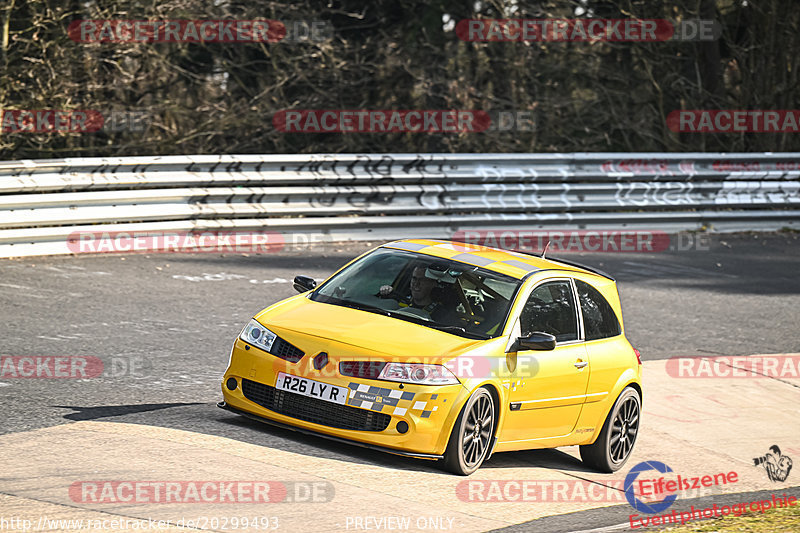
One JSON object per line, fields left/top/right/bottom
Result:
{"left": 509, "top": 248, "right": 616, "bottom": 281}
{"left": 547, "top": 256, "right": 615, "bottom": 281}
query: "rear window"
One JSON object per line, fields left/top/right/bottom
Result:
{"left": 576, "top": 280, "right": 621, "bottom": 341}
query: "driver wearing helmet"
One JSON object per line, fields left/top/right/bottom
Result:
{"left": 406, "top": 265, "right": 440, "bottom": 313}
{"left": 379, "top": 265, "right": 453, "bottom": 321}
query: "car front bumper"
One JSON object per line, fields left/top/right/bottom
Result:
{"left": 217, "top": 401, "right": 443, "bottom": 459}
{"left": 220, "top": 338, "right": 471, "bottom": 457}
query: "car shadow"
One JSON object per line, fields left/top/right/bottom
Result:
{"left": 483, "top": 447, "right": 600, "bottom": 474}
{"left": 62, "top": 401, "right": 448, "bottom": 474}
{"left": 53, "top": 403, "right": 203, "bottom": 421}
{"left": 66, "top": 401, "right": 610, "bottom": 476}
{"left": 213, "top": 409, "right": 448, "bottom": 474}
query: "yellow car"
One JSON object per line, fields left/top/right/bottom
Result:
{"left": 219, "top": 239, "right": 642, "bottom": 475}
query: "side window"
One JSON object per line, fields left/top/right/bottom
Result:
{"left": 576, "top": 280, "right": 621, "bottom": 341}
{"left": 519, "top": 280, "right": 579, "bottom": 342}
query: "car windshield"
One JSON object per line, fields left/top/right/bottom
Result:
{"left": 310, "top": 247, "right": 521, "bottom": 339}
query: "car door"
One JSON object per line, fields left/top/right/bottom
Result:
{"left": 504, "top": 278, "right": 590, "bottom": 442}
{"left": 575, "top": 278, "right": 627, "bottom": 407}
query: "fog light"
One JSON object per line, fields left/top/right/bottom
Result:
{"left": 396, "top": 421, "right": 409, "bottom": 434}
{"left": 226, "top": 377, "right": 238, "bottom": 390}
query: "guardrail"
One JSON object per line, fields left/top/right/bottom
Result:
{"left": 1, "top": 152, "right": 799, "bottom": 257}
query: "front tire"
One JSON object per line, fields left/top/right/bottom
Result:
{"left": 580, "top": 387, "right": 640, "bottom": 473}
{"left": 441, "top": 387, "right": 495, "bottom": 475}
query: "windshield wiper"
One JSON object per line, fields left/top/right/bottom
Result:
{"left": 328, "top": 298, "right": 395, "bottom": 317}
{"left": 425, "top": 323, "right": 489, "bottom": 339}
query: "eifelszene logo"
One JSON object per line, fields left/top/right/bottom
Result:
{"left": 625, "top": 461, "right": 678, "bottom": 514}
{"left": 625, "top": 461, "right": 740, "bottom": 516}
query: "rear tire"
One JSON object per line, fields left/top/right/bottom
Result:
{"left": 580, "top": 387, "right": 640, "bottom": 473}
{"left": 441, "top": 387, "right": 495, "bottom": 475}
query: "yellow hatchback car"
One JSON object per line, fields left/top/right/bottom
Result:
{"left": 219, "top": 239, "right": 642, "bottom": 475}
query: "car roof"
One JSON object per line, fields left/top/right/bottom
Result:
{"left": 381, "top": 239, "right": 612, "bottom": 281}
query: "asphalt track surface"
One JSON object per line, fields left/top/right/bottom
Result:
{"left": 1, "top": 232, "right": 799, "bottom": 532}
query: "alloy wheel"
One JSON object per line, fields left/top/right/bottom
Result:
{"left": 609, "top": 395, "right": 639, "bottom": 464}
{"left": 462, "top": 393, "right": 494, "bottom": 467}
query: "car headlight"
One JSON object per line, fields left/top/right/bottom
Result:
{"left": 377, "top": 362, "right": 460, "bottom": 385}
{"left": 239, "top": 319, "right": 277, "bottom": 352}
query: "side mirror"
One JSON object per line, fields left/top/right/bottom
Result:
{"left": 293, "top": 275, "right": 317, "bottom": 293}
{"left": 517, "top": 331, "right": 556, "bottom": 351}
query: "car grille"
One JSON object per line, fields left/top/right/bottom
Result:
{"left": 339, "top": 361, "right": 386, "bottom": 379}
{"left": 269, "top": 337, "right": 304, "bottom": 363}
{"left": 241, "top": 379, "right": 391, "bottom": 432}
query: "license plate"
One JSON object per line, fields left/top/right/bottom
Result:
{"left": 275, "top": 372, "right": 348, "bottom": 405}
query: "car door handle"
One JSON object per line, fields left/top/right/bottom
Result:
{"left": 574, "top": 361, "right": 588, "bottom": 369}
